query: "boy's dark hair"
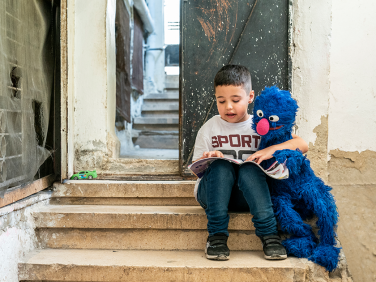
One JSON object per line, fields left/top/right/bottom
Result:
{"left": 214, "top": 65, "right": 252, "bottom": 94}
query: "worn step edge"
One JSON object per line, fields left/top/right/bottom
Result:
{"left": 53, "top": 181, "right": 196, "bottom": 198}
{"left": 37, "top": 229, "right": 261, "bottom": 251}
{"left": 133, "top": 117, "right": 179, "bottom": 124}
{"left": 50, "top": 197, "right": 199, "bottom": 206}
{"left": 143, "top": 95, "right": 179, "bottom": 101}
{"left": 33, "top": 205, "right": 255, "bottom": 230}
{"left": 19, "top": 249, "right": 308, "bottom": 282}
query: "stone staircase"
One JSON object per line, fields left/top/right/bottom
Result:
{"left": 18, "top": 180, "right": 352, "bottom": 281}
{"left": 132, "top": 75, "right": 179, "bottom": 150}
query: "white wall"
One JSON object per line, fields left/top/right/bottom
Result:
{"left": 67, "top": 0, "right": 119, "bottom": 173}
{"left": 328, "top": 0, "right": 376, "bottom": 152}
{"left": 292, "top": 0, "right": 332, "bottom": 146}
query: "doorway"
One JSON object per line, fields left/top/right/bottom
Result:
{"left": 115, "top": 0, "right": 180, "bottom": 161}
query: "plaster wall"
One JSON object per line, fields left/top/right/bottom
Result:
{"left": 328, "top": 1, "right": 376, "bottom": 281}
{"left": 292, "top": 1, "right": 376, "bottom": 281}
{"left": 328, "top": 1, "right": 376, "bottom": 153}
{"left": 291, "top": 0, "right": 332, "bottom": 181}
{"left": 67, "top": 0, "right": 119, "bottom": 173}
{"left": 0, "top": 194, "right": 51, "bottom": 282}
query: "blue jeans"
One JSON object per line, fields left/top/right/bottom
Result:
{"left": 197, "top": 159, "right": 277, "bottom": 237}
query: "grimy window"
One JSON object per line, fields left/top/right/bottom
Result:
{"left": 0, "top": 0, "right": 58, "bottom": 201}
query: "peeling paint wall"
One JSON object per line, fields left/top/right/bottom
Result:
{"left": 0, "top": 193, "right": 51, "bottom": 282}
{"left": 291, "top": 0, "right": 332, "bottom": 161}
{"left": 328, "top": 1, "right": 376, "bottom": 281}
{"left": 292, "top": 0, "right": 376, "bottom": 281}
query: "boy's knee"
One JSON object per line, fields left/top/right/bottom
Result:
{"left": 209, "top": 159, "right": 235, "bottom": 175}
{"left": 238, "top": 163, "right": 263, "bottom": 178}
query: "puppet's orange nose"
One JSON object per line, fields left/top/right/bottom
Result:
{"left": 256, "top": 118, "right": 269, "bottom": 135}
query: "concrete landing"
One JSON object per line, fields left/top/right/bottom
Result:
{"left": 120, "top": 148, "right": 178, "bottom": 159}
{"left": 19, "top": 249, "right": 311, "bottom": 282}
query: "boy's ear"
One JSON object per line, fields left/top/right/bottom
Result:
{"left": 248, "top": 90, "right": 255, "bottom": 103}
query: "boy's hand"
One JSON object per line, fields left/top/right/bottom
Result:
{"left": 193, "top": 151, "right": 224, "bottom": 162}
{"left": 246, "top": 134, "right": 309, "bottom": 164}
{"left": 202, "top": 151, "right": 224, "bottom": 159}
{"left": 246, "top": 146, "right": 277, "bottom": 164}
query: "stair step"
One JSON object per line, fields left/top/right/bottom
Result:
{"left": 119, "top": 148, "right": 179, "bottom": 160}
{"left": 51, "top": 196, "right": 195, "bottom": 206}
{"left": 37, "top": 229, "right": 260, "bottom": 251}
{"left": 52, "top": 180, "right": 195, "bottom": 205}
{"left": 165, "top": 75, "right": 179, "bottom": 84}
{"left": 165, "top": 89, "right": 179, "bottom": 95}
{"left": 132, "top": 130, "right": 179, "bottom": 137}
{"left": 133, "top": 117, "right": 179, "bottom": 125}
{"left": 141, "top": 102, "right": 179, "bottom": 112}
{"left": 141, "top": 113, "right": 179, "bottom": 118}
{"left": 133, "top": 116, "right": 179, "bottom": 131}
{"left": 165, "top": 82, "right": 179, "bottom": 89}
{"left": 33, "top": 205, "right": 254, "bottom": 230}
{"left": 34, "top": 204, "right": 258, "bottom": 251}
{"left": 19, "top": 249, "right": 308, "bottom": 282}
{"left": 144, "top": 93, "right": 178, "bottom": 100}
{"left": 133, "top": 134, "right": 179, "bottom": 149}
{"left": 53, "top": 181, "right": 195, "bottom": 197}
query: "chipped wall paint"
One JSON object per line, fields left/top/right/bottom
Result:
{"left": 327, "top": 0, "right": 376, "bottom": 280}
{"left": 292, "top": 1, "right": 376, "bottom": 281}
{"left": 306, "top": 116, "right": 329, "bottom": 182}
{"left": 291, "top": 0, "right": 332, "bottom": 153}
{"left": 329, "top": 150, "right": 376, "bottom": 185}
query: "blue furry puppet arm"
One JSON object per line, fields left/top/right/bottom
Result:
{"left": 273, "top": 149, "right": 306, "bottom": 175}
{"left": 252, "top": 86, "right": 340, "bottom": 272}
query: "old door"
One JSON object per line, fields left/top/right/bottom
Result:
{"left": 180, "top": 0, "right": 291, "bottom": 174}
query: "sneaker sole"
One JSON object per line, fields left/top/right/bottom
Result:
{"left": 264, "top": 254, "right": 287, "bottom": 260}
{"left": 206, "top": 253, "right": 230, "bottom": 260}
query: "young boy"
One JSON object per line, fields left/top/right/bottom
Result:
{"left": 192, "top": 65, "right": 308, "bottom": 260}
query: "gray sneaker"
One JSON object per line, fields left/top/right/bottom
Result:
{"left": 260, "top": 234, "right": 287, "bottom": 260}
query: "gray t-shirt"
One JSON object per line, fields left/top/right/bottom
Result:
{"left": 192, "top": 115, "right": 261, "bottom": 199}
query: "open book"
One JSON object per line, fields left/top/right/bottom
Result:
{"left": 188, "top": 157, "right": 289, "bottom": 180}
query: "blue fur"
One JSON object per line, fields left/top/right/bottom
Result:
{"left": 252, "top": 86, "right": 340, "bottom": 272}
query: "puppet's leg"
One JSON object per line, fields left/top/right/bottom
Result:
{"left": 272, "top": 194, "right": 317, "bottom": 258}
{"left": 301, "top": 183, "right": 340, "bottom": 272}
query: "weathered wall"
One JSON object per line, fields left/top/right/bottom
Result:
{"left": 67, "top": 0, "right": 119, "bottom": 174}
{"left": 328, "top": 1, "right": 376, "bottom": 281}
{"left": 292, "top": 0, "right": 376, "bottom": 281}
{"left": 291, "top": 0, "right": 332, "bottom": 182}
{"left": 0, "top": 193, "right": 51, "bottom": 282}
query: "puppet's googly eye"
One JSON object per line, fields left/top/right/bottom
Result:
{"left": 269, "top": 115, "right": 280, "bottom": 122}
{"left": 256, "top": 110, "right": 264, "bottom": 117}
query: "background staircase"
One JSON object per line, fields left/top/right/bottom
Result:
{"left": 132, "top": 75, "right": 179, "bottom": 150}
{"left": 18, "top": 180, "right": 352, "bottom": 281}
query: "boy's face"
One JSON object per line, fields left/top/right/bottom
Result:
{"left": 215, "top": 85, "right": 254, "bottom": 123}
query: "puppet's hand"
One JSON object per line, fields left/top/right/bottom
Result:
{"left": 273, "top": 149, "right": 306, "bottom": 175}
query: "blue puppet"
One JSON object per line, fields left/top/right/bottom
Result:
{"left": 252, "top": 86, "right": 340, "bottom": 272}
